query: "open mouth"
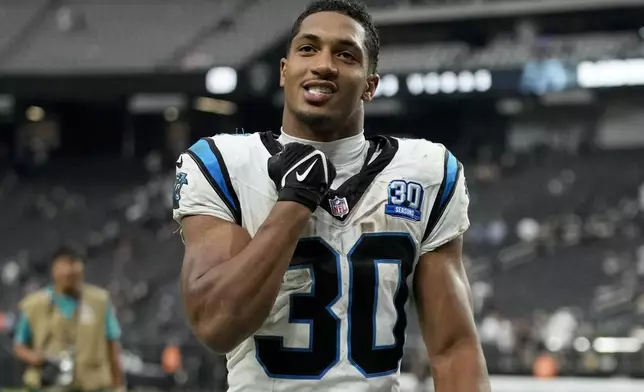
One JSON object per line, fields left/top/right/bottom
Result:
{"left": 303, "top": 84, "right": 336, "bottom": 104}
{"left": 305, "top": 85, "right": 333, "bottom": 95}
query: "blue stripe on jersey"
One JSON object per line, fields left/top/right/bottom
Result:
{"left": 438, "top": 150, "right": 458, "bottom": 210}
{"left": 421, "top": 149, "right": 461, "bottom": 242}
{"left": 188, "top": 139, "right": 236, "bottom": 211}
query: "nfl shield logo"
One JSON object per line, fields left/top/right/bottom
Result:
{"left": 329, "top": 196, "right": 349, "bottom": 218}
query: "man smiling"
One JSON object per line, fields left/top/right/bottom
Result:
{"left": 174, "top": 1, "right": 490, "bottom": 391}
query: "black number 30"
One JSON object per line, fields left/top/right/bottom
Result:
{"left": 255, "top": 233, "right": 416, "bottom": 379}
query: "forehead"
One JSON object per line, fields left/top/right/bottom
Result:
{"left": 53, "top": 256, "right": 82, "bottom": 265}
{"left": 297, "top": 11, "right": 366, "bottom": 49}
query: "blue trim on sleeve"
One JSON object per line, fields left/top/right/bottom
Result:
{"left": 439, "top": 151, "right": 458, "bottom": 210}
{"left": 422, "top": 148, "right": 462, "bottom": 243}
{"left": 188, "top": 139, "right": 236, "bottom": 211}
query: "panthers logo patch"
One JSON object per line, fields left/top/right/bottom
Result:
{"left": 173, "top": 172, "right": 188, "bottom": 209}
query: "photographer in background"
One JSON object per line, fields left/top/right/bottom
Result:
{"left": 13, "top": 246, "right": 125, "bottom": 392}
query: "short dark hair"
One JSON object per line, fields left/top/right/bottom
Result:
{"left": 51, "top": 244, "right": 85, "bottom": 264}
{"left": 287, "top": 0, "right": 380, "bottom": 73}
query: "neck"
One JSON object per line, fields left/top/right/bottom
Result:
{"left": 54, "top": 284, "right": 80, "bottom": 298}
{"left": 279, "top": 128, "right": 368, "bottom": 170}
{"left": 281, "top": 107, "right": 364, "bottom": 142}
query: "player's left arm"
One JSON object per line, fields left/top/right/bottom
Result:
{"left": 105, "top": 302, "right": 125, "bottom": 389}
{"left": 414, "top": 151, "right": 490, "bottom": 392}
{"left": 414, "top": 236, "right": 490, "bottom": 392}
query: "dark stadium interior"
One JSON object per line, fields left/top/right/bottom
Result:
{"left": 1, "top": 0, "right": 644, "bottom": 391}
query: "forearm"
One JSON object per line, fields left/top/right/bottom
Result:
{"left": 111, "top": 366, "right": 124, "bottom": 388}
{"left": 13, "top": 344, "right": 43, "bottom": 367}
{"left": 185, "top": 202, "right": 310, "bottom": 351}
{"left": 108, "top": 341, "right": 124, "bottom": 387}
{"left": 430, "top": 337, "right": 490, "bottom": 392}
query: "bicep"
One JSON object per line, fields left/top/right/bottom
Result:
{"left": 174, "top": 144, "right": 251, "bottom": 286}
{"left": 179, "top": 215, "right": 251, "bottom": 303}
{"left": 413, "top": 236, "right": 477, "bottom": 357}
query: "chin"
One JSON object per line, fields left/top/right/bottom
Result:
{"left": 64, "top": 284, "right": 82, "bottom": 294}
{"left": 294, "top": 108, "right": 336, "bottom": 129}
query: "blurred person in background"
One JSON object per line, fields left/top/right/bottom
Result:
{"left": 175, "top": 0, "right": 489, "bottom": 391}
{"left": 13, "top": 246, "right": 125, "bottom": 392}
{"left": 480, "top": 306, "right": 515, "bottom": 354}
{"left": 541, "top": 307, "right": 579, "bottom": 352}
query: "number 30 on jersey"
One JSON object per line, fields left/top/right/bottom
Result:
{"left": 255, "top": 234, "right": 416, "bottom": 379}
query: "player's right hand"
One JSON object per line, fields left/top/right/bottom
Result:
{"left": 267, "top": 142, "right": 336, "bottom": 212}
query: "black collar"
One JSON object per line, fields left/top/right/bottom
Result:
{"left": 260, "top": 131, "right": 399, "bottom": 221}
{"left": 259, "top": 131, "right": 283, "bottom": 155}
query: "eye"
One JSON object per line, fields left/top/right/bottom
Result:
{"left": 338, "top": 52, "right": 356, "bottom": 61}
{"left": 298, "top": 45, "right": 315, "bottom": 53}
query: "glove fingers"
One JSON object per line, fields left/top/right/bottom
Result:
{"left": 267, "top": 142, "right": 337, "bottom": 211}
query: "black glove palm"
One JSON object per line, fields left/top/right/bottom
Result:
{"left": 267, "top": 143, "right": 336, "bottom": 211}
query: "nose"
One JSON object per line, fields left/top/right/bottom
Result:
{"left": 311, "top": 50, "right": 338, "bottom": 79}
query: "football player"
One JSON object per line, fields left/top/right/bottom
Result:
{"left": 174, "top": 1, "right": 490, "bottom": 391}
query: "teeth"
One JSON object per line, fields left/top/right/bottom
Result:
{"left": 308, "top": 86, "right": 332, "bottom": 94}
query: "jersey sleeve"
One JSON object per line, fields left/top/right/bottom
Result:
{"left": 172, "top": 137, "right": 241, "bottom": 225}
{"left": 420, "top": 148, "right": 470, "bottom": 254}
{"left": 105, "top": 302, "right": 122, "bottom": 341}
{"left": 13, "top": 313, "right": 32, "bottom": 345}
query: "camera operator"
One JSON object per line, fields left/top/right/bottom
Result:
{"left": 13, "top": 246, "right": 125, "bottom": 392}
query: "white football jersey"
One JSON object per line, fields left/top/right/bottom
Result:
{"left": 173, "top": 131, "right": 470, "bottom": 392}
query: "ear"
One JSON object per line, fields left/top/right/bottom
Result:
{"left": 362, "top": 73, "right": 380, "bottom": 102}
{"left": 279, "top": 58, "right": 288, "bottom": 88}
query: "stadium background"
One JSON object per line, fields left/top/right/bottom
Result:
{"left": 1, "top": 0, "right": 644, "bottom": 391}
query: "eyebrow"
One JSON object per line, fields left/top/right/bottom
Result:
{"left": 296, "top": 33, "right": 362, "bottom": 53}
